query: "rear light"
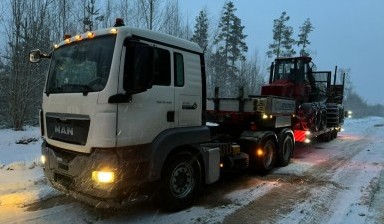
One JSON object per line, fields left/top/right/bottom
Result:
{"left": 250, "top": 122, "right": 257, "bottom": 131}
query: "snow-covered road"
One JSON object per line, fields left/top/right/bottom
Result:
{"left": 0, "top": 117, "right": 383, "bottom": 224}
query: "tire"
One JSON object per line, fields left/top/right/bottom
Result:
{"left": 318, "top": 131, "right": 331, "bottom": 142}
{"left": 249, "top": 138, "right": 276, "bottom": 174}
{"left": 325, "top": 131, "right": 332, "bottom": 142}
{"left": 277, "top": 134, "right": 294, "bottom": 167}
{"left": 154, "top": 151, "right": 202, "bottom": 211}
{"left": 333, "top": 130, "right": 338, "bottom": 139}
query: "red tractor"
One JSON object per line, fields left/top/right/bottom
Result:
{"left": 262, "top": 56, "right": 345, "bottom": 141}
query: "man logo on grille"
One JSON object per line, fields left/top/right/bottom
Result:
{"left": 55, "top": 125, "right": 74, "bottom": 136}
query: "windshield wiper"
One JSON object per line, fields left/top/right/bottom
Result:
{"left": 80, "top": 85, "right": 94, "bottom": 96}
{"left": 52, "top": 84, "right": 95, "bottom": 95}
{"left": 46, "top": 87, "right": 63, "bottom": 96}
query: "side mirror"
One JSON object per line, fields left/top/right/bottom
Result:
{"left": 29, "top": 49, "right": 41, "bottom": 63}
{"left": 29, "top": 49, "right": 51, "bottom": 63}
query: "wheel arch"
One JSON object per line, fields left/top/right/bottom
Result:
{"left": 148, "top": 126, "right": 210, "bottom": 182}
{"left": 239, "top": 130, "right": 278, "bottom": 148}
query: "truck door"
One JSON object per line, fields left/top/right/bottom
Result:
{"left": 116, "top": 42, "right": 175, "bottom": 147}
{"left": 174, "top": 51, "right": 203, "bottom": 127}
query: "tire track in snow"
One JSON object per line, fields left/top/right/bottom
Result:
{"left": 223, "top": 123, "right": 381, "bottom": 224}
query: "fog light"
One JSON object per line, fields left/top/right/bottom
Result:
{"left": 92, "top": 171, "right": 115, "bottom": 183}
{"left": 40, "top": 155, "right": 46, "bottom": 165}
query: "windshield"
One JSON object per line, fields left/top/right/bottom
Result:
{"left": 46, "top": 35, "right": 116, "bottom": 94}
{"left": 274, "top": 60, "right": 295, "bottom": 82}
{"left": 274, "top": 59, "right": 308, "bottom": 83}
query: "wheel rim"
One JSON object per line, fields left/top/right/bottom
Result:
{"left": 263, "top": 141, "right": 274, "bottom": 166}
{"left": 170, "top": 162, "right": 195, "bottom": 198}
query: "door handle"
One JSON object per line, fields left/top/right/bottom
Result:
{"left": 167, "top": 111, "right": 175, "bottom": 122}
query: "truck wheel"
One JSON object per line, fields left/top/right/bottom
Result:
{"left": 250, "top": 139, "right": 276, "bottom": 174}
{"left": 324, "top": 131, "right": 332, "bottom": 142}
{"left": 154, "top": 151, "right": 202, "bottom": 211}
{"left": 318, "top": 131, "right": 331, "bottom": 142}
{"left": 333, "top": 129, "right": 338, "bottom": 139}
{"left": 277, "top": 134, "right": 294, "bottom": 167}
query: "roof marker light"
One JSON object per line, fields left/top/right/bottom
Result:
{"left": 75, "top": 35, "right": 82, "bottom": 41}
{"left": 110, "top": 28, "right": 118, "bottom": 34}
{"left": 87, "top": 32, "right": 95, "bottom": 38}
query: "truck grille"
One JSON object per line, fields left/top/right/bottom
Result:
{"left": 45, "top": 113, "right": 90, "bottom": 145}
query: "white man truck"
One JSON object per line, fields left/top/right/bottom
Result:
{"left": 30, "top": 20, "right": 315, "bottom": 211}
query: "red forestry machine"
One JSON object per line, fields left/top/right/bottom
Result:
{"left": 262, "top": 56, "right": 345, "bottom": 142}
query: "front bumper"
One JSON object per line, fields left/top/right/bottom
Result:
{"left": 41, "top": 141, "right": 150, "bottom": 208}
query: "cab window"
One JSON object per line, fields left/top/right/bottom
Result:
{"left": 174, "top": 52, "right": 184, "bottom": 87}
{"left": 153, "top": 48, "right": 171, "bottom": 86}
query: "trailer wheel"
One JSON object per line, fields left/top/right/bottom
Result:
{"left": 277, "top": 134, "right": 294, "bottom": 167}
{"left": 249, "top": 138, "right": 276, "bottom": 174}
{"left": 154, "top": 151, "right": 202, "bottom": 211}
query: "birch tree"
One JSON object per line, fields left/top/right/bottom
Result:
{"left": 160, "top": 0, "right": 186, "bottom": 38}
{"left": 0, "top": 0, "right": 52, "bottom": 129}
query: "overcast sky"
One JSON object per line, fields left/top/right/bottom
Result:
{"left": 179, "top": 0, "right": 384, "bottom": 105}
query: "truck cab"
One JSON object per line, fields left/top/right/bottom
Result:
{"left": 30, "top": 22, "right": 214, "bottom": 210}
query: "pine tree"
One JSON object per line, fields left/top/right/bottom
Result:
{"left": 212, "top": 1, "right": 248, "bottom": 95}
{"left": 191, "top": 10, "right": 209, "bottom": 50}
{"left": 281, "top": 25, "right": 296, "bottom": 57}
{"left": 267, "top": 11, "right": 296, "bottom": 58}
{"left": 297, "top": 18, "right": 314, "bottom": 56}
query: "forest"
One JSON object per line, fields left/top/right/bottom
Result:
{"left": 0, "top": 0, "right": 382, "bottom": 130}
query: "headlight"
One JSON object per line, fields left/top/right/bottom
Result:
{"left": 92, "top": 171, "right": 115, "bottom": 183}
{"left": 40, "top": 155, "right": 46, "bottom": 165}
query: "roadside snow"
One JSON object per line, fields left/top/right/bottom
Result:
{"left": 0, "top": 127, "right": 60, "bottom": 220}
